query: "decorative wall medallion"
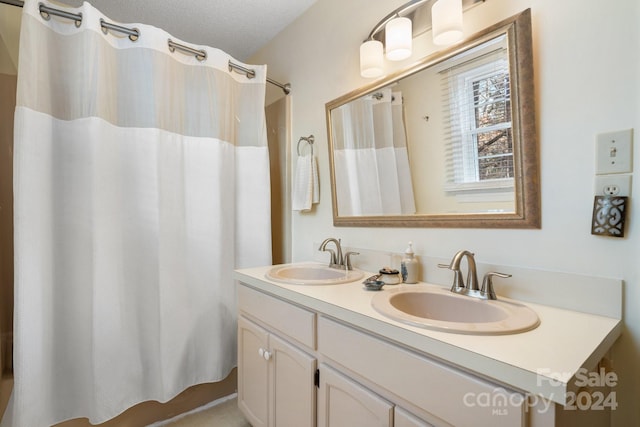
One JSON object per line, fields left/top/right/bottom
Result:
{"left": 591, "top": 196, "right": 627, "bottom": 238}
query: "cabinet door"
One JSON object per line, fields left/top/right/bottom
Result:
{"left": 270, "top": 334, "right": 317, "bottom": 427}
{"left": 238, "top": 316, "right": 269, "bottom": 427}
{"left": 317, "top": 364, "right": 392, "bottom": 427}
{"left": 395, "top": 407, "right": 435, "bottom": 427}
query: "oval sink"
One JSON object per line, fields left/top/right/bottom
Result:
{"left": 266, "top": 263, "right": 363, "bottom": 285}
{"left": 372, "top": 286, "right": 539, "bottom": 335}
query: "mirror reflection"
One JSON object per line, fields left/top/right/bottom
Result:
{"left": 326, "top": 10, "right": 539, "bottom": 228}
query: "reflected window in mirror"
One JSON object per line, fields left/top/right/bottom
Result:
{"left": 441, "top": 34, "right": 514, "bottom": 208}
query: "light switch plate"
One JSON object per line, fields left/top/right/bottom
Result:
{"left": 595, "top": 129, "right": 633, "bottom": 174}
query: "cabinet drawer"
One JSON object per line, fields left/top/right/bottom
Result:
{"left": 318, "top": 316, "right": 525, "bottom": 427}
{"left": 238, "top": 284, "right": 315, "bottom": 349}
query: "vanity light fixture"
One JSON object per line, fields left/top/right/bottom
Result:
{"left": 385, "top": 16, "right": 413, "bottom": 61}
{"left": 432, "top": 0, "right": 464, "bottom": 45}
{"left": 360, "top": 39, "right": 385, "bottom": 78}
{"left": 359, "top": 0, "right": 485, "bottom": 78}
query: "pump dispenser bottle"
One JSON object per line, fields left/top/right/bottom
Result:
{"left": 401, "top": 241, "right": 419, "bottom": 284}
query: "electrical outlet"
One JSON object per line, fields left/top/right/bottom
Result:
{"left": 594, "top": 174, "right": 632, "bottom": 197}
{"left": 603, "top": 185, "right": 620, "bottom": 196}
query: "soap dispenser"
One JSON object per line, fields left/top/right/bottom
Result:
{"left": 401, "top": 241, "right": 419, "bottom": 284}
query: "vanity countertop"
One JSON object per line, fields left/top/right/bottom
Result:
{"left": 234, "top": 263, "right": 622, "bottom": 405}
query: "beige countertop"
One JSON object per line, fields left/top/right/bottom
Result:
{"left": 234, "top": 262, "right": 621, "bottom": 405}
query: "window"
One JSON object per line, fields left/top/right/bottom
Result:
{"left": 442, "top": 44, "right": 514, "bottom": 193}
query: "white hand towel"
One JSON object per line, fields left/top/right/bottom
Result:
{"left": 292, "top": 153, "right": 319, "bottom": 212}
{"left": 312, "top": 154, "right": 319, "bottom": 204}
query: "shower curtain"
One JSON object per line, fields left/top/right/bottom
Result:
{"left": 3, "top": 1, "right": 271, "bottom": 426}
{"left": 332, "top": 88, "right": 416, "bottom": 216}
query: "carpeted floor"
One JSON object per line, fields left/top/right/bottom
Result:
{"left": 155, "top": 396, "right": 251, "bottom": 427}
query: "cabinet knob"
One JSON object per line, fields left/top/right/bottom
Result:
{"left": 263, "top": 350, "right": 271, "bottom": 361}
{"left": 258, "top": 348, "right": 265, "bottom": 358}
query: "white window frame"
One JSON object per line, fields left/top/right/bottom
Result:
{"left": 444, "top": 58, "right": 514, "bottom": 194}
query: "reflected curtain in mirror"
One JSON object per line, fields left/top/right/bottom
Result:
{"left": 331, "top": 88, "right": 416, "bottom": 215}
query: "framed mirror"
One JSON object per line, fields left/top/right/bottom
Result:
{"left": 326, "top": 9, "right": 539, "bottom": 228}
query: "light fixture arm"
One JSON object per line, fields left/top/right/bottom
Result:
{"left": 364, "top": 0, "right": 485, "bottom": 42}
{"left": 359, "top": 0, "right": 485, "bottom": 78}
{"left": 365, "top": 0, "right": 429, "bottom": 41}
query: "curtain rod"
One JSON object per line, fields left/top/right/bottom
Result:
{"left": 1, "top": 0, "right": 291, "bottom": 94}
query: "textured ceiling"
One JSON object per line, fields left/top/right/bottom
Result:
{"left": 0, "top": 0, "right": 318, "bottom": 74}
{"left": 61, "top": 0, "right": 318, "bottom": 61}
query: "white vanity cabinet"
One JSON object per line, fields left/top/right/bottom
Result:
{"left": 237, "top": 286, "right": 317, "bottom": 427}
{"left": 235, "top": 274, "right": 620, "bottom": 427}
{"left": 237, "top": 284, "right": 522, "bottom": 427}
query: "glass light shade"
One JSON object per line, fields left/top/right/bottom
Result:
{"left": 385, "top": 17, "right": 412, "bottom": 61}
{"left": 360, "top": 40, "right": 384, "bottom": 78}
{"left": 432, "top": 0, "right": 463, "bottom": 46}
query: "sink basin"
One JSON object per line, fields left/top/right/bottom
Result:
{"left": 266, "top": 263, "right": 364, "bottom": 285}
{"left": 371, "top": 286, "right": 539, "bottom": 335}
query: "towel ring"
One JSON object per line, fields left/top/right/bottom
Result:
{"left": 297, "top": 135, "right": 314, "bottom": 156}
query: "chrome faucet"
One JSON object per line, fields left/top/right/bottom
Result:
{"left": 439, "top": 250, "right": 479, "bottom": 293}
{"left": 439, "top": 250, "right": 511, "bottom": 300}
{"left": 319, "top": 238, "right": 358, "bottom": 270}
{"left": 481, "top": 272, "right": 512, "bottom": 300}
{"left": 319, "top": 238, "right": 342, "bottom": 267}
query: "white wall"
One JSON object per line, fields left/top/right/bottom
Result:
{"left": 251, "top": 0, "right": 640, "bottom": 424}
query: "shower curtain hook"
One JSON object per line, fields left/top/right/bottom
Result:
{"left": 297, "top": 135, "right": 314, "bottom": 156}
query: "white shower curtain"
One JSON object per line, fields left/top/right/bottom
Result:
{"left": 3, "top": 1, "right": 271, "bottom": 426}
{"left": 332, "top": 88, "right": 416, "bottom": 216}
